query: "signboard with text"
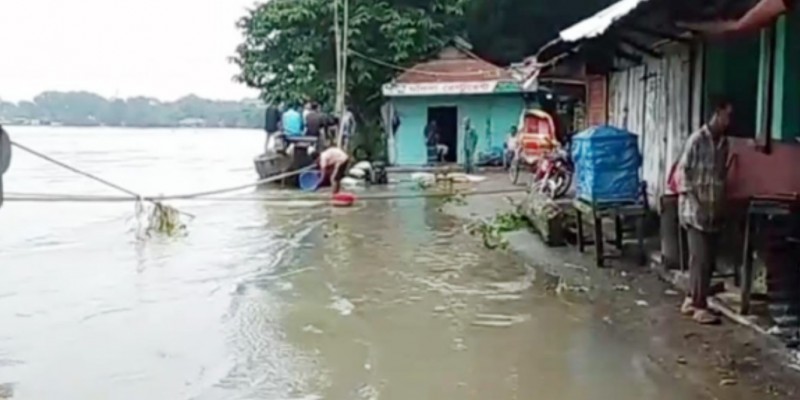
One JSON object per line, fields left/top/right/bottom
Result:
{"left": 382, "top": 80, "right": 523, "bottom": 97}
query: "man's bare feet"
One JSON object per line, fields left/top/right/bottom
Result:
{"left": 693, "top": 309, "right": 721, "bottom": 325}
{"left": 681, "top": 297, "right": 696, "bottom": 316}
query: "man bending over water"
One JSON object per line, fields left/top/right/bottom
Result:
{"left": 318, "top": 146, "right": 350, "bottom": 194}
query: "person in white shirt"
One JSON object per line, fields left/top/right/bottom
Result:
{"left": 318, "top": 146, "right": 350, "bottom": 194}
{"left": 504, "top": 126, "right": 519, "bottom": 169}
{"left": 340, "top": 106, "right": 356, "bottom": 149}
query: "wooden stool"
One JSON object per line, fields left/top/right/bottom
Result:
{"left": 574, "top": 199, "right": 648, "bottom": 268}
{"left": 740, "top": 198, "right": 794, "bottom": 315}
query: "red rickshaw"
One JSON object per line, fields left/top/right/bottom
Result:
{"left": 508, "top": 108, "right": 559, "bottom": 185}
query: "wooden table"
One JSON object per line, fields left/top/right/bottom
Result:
{"left": 573, "top": 198, "right": 648, "bottom": 268}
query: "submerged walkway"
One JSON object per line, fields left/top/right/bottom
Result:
{"left": 446, "top": 174, "right": 800, "bottom": 399}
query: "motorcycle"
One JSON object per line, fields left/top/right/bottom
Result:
{"left": 530, "top": 147, "right": 573, "bottom": 199}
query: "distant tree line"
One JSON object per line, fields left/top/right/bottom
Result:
{"left": 0, "top": 91, "right": 264, "bottom": 128}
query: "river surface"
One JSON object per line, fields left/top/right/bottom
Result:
{"left": 0, "top": 127, "right": 696, "bottom": 399}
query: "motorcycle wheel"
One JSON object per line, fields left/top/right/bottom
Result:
{"left": 547, "top": 169, "right": 573, "bottom": 199}
{"left": 528, "top": 158, "right": 547, "bottom": 192}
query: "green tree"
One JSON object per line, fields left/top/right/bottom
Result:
{"left": 233, "top": 0, "right": 468, "bottom": 120}
{"left": 34, "top": 91, "right": 110, "bottom": 126}
{"left": 233, "top": 0, "right": 616, "bottom": 110}
{"left": 233, "top": 0, "right": 617, "bottom": 156}
{"left": 0, "top": 100, "right": 17, "bottom": 119}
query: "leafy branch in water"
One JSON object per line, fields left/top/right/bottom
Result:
{"left": 135, "top": 201, "right": 188, "bottom": 238}
{"left": 441, "top": 190, "right": 467, "bottom": 206}
{"left": 466, "top": 209, "right": 530, "bottom": 250}
{"left": 148, "top": 203, "right": 186, "bottom": 236}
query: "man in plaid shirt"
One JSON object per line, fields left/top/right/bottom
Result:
{"left": 678, "top": 97, "right": 733, "bottom": 325}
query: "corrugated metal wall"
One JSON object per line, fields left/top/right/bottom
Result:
{"left": 691, "top": 43, "right": 704, "bottom": 132}
{"left": 628, "top": 65, "right": 647, "bottom": 140}
{"left": 606, "top": 44, "right": 697, "bottom": 208}
{"left": 608, "top": 70, "right": 628, "bottom": 127}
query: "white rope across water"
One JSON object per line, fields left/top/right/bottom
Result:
{"left": 4, "top": 188, "right": 527, "bottom": 203}
{"left": 10, "top": 140, "right": 313, "bottom": 202}
{"left": 7, "top": 140, "right": 527, "bottom": 205}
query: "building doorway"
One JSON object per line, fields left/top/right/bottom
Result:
{"left": 427, "top": 106, "right": 458, "bottom": 163}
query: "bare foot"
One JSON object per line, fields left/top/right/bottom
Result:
{"left": 693, "top": 309, "right": 721, "bottom": 325}
{"left": 680, "top": 298, "right": 696, "bottom": 316}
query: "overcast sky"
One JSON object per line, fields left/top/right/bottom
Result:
{"left": 0, "top": 0, "right": 260, "bottom": 102}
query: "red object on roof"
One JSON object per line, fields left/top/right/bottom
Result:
{"left": 395, "top": 47, "right": 513, "bottom": 84}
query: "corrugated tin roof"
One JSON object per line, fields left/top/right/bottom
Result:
{"left": 559, "top": 0, "right": 652, "bottom": 42}
{"left": 395, "top": 47, "right": 513, "bottom": 84}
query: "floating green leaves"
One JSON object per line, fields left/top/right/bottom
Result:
{"left": 441, "top": 190, "right": 467, "bottom": 206}
{"left": 466, "top": 209, "right": 530, "bottom": 250}
{"left": 148, "top": 203, "right": 186, "bottom": 236}
{"left": 135, "top": 201, "right": 187, "bottom": 238}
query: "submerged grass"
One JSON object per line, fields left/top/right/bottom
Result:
{"left": 136, "top": 200, "right": 187, "bottom": 238}
{"left": 466, "top": 198, "right": 531, "bottom": 250}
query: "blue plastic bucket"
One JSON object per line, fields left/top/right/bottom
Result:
{"left": 299, "top": 170, "right": 322, "bottom": 191}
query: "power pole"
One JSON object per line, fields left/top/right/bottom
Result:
{"left": 341, "top": 0, "right": 348, "bottom": 114}
{"left": 333, "top": 0, "right": 349, "bottom": 147}
{"left": 333, "top": 0, "right": 342, "bottom": 115}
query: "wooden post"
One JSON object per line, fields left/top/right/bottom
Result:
{"left": 593, "top": 212, "right": 605, "bottom": 268}
{"left": 576, "top": 208, "right": 585, "bottom": 252}
{"left": 741, "top": 212, "right": 756, "bottom": 315}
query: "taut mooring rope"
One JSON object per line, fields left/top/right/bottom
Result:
{"left": 3, "top": 187, "right": 527, "bottom": 203}
{"left": 10, "top": 140, "right": 313, "bottom": 203}
{"left": 7, "top": 140, "right": 525, "bottom": 206}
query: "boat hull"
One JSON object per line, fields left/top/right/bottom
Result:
{"left": 253, "top": 141, "right": 316, "bottom": 187}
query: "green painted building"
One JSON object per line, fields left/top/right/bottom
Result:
{"left": 381, "top": 47, "right": 530, "bottom": 166}
{"left": 764, "top": 13, "right": 800, "bottom": 142}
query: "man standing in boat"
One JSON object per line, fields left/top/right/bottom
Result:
{"left": 303, "top": 101, "right": 313, "bottom": 128}
{"left": 281, "top": 104, "right": 304, "bottom": 137}
{"left": 305, "top": 102, "right": 327, "bottom": 150}
{"left": 263, "top": 103, "right": 282, "bottom": 153}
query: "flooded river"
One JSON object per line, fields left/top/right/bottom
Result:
{"left": 0, "top": 127, "right": 698, "bottom": 399}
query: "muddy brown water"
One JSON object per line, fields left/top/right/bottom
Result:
{"left": 0, "top": 127, "right": 699, "bottom": 399}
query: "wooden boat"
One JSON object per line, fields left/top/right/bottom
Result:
{"left": 253, "top": 136, "right": 318, "bottom": 187}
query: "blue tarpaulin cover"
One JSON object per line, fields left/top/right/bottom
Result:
{"left": 571, "top": 125, "right": 642, "bottom": 203}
